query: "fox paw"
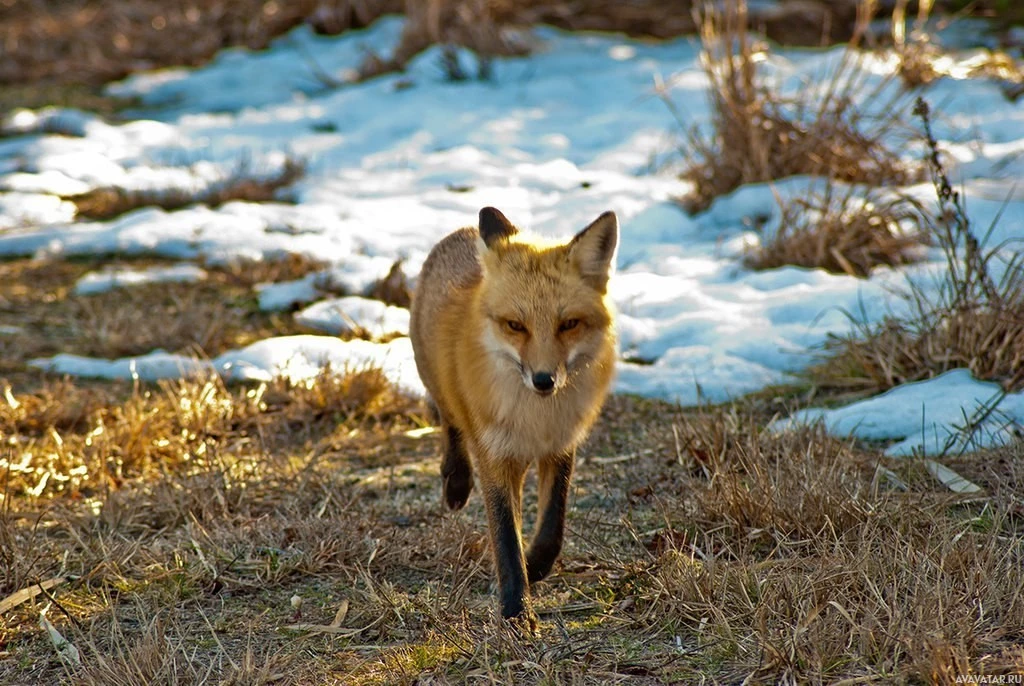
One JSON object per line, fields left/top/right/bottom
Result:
{"left": 442, "top": 472, "right": 472, "bottom": 510}
{"left": 525, "top": 551, "right": 557, "bottom": 584}
{"left": 502, "top": 606, "right": 539, "bottom": 636}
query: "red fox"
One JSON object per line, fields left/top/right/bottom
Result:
{"left": 410, "top": 206, "right": 618, "bottom": 629}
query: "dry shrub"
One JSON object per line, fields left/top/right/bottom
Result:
{"left": 891, "top": 0, "right": 941, "bottom": 88}
{"left": 68, "top": 156, "right": 305, "bottom": 221}
{"left": 676, "top": 0, "right": 920, "bottom": 214}
{"left": 746, "top": 182, "right": 930, "bottom": 277}
{"left": 896, "top": 44, "right": 940, "bottom": 89}
{"left": 812, "top": 98, "right": 1024, "bottom": 395}
{"left": 355, "top": 0, "right": 532, "bottom": 81}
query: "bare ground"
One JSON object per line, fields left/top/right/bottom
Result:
{"left": 2, "top": 255, "right": 1023, "bottom": 685}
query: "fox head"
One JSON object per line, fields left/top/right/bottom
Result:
{"left": 475, "top": 206, "right": 618, "bottom": 396}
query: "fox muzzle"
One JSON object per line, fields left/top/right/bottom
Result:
{"left": 531, "top": 371, "right": 556, "bottom": 394}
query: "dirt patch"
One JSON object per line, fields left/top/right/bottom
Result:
{"left": 0, "top": 0, "right": 401, "bottom": 88}
{"left": 0, "top": 255, "right": 324, "bottom": 393}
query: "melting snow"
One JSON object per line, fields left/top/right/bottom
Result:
{"left": 296, "top": 296, "right": 410, "bottom": 337}
{"left": 778, "top": 370, "right": 1024, "bottom": 457}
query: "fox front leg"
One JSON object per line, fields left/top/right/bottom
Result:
{"left": 480, "top": 463, "right": 537, "bottom": 631}
{"left": 440, "top": 423, "right": 473, "bottom": 510}
{"left": 526, "top": 451, "right": 574, "bottom": 583}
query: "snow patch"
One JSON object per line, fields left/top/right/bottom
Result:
{"left": 31, "top": 335, "right": 424, "bottom": 396}
{"left": 778, "top": 369, "right": 1024, "bottom": 456}
{"left": 296, "top": 296, "right": 410, "bottom": 337}
{"left": 74, "top": 264, "right": 208, "bottom": 295}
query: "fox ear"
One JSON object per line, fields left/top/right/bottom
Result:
{"left": 478, "top": 207, "right": 518, "bottom": 249}
{"left": 569, "top": 211, "right": 618, "bottom": 292}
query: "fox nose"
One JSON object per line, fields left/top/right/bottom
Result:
{"left": 532, "top": 372, "right": 555, "bottom": 393}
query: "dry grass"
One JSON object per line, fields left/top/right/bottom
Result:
{"left": 3, "top": 377, "right": 1023, "bottom": 684}
{"left": 966, "top": 49, "right": 1024, "bottom": 102}
{"left": 811, "top": 98, "right": 1024, "bottom": 396}
{"left": 4, "top": 3, "right": 1024, "bottom": 680}
{"left": 67, "top": 157, "right": 306, "bottom": 222}
{"left": 745, "top": 182, "right": 931, "bottom": 277}
{"left": 890, "top": 0, "right": 942, "bottom": 89}
{"left": 888, "top": 1, "right": 1024, "bottom": 99}
{"left": 0, "top": 0, "right": 402, "bottom": 87}
{"left": 637, "top": 409, "right": 1024, "bottom": 682}
{"left": 675, "top": 0, "right": 921, "bottom": 214}
{"left": 365, "top": 261, "right": 412, "bottom": 308}
{"left": 0, "top": 367, "right": 417, "bottom": 504}
{"left": 3, "top": 248, "right": 1022, "bottom": 683}
{"left": 354, "top": 0, "right": 533, "bottom": 82}
{"left": 0, "top": 83, "right": 136, "bottom": 119}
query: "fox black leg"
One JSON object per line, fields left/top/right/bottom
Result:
{"left": 481, "top": 467, "right": 537, "bottom": 630}
{"left": 526, "top": 450, "right": 574, "bottom": 584}
{"left": 440, "top": 422, "right": 473, "bottom": 510}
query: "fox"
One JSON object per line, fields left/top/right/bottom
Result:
{"left": 409, "top": 206, "right": 618, "bottom": 630}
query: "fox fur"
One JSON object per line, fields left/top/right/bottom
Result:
{"left": 409, "top": 206, "right": 618, "bottom": 629}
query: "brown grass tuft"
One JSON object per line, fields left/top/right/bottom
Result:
{"left": 0, "top": 367, "right": 418, "bottom": 503}
{"left": 889, "top": 2, "right": 1024, "bottom": 99}
{"left": 365, "top": 260, "right": 412, "bottom": 308}
{"left": 68, "top": 157, "right": 305, "bottom": 222}
{"left": 355, "top": 0, "right": 532, "bottom": 82}
{"left": 745, "top": 182, "right": 930, "bottom": 277}
{"left": 891, "top": 0, "right": 941, "bottom": 89}
{"left": 811, "top": 98, "right": 1024, "bottom": 395}
{"left": 967, "top": 49, "right": 1024, "bottom": 102}
{"left": 675, "top": 0, "right": 920, "bottom": 215}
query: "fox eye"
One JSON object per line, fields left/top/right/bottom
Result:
{"left": 505, "top": 319, "right": 527, "bottom": 333}
{"left": 559, "top": 318, "right": 580, "bottom": 333}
